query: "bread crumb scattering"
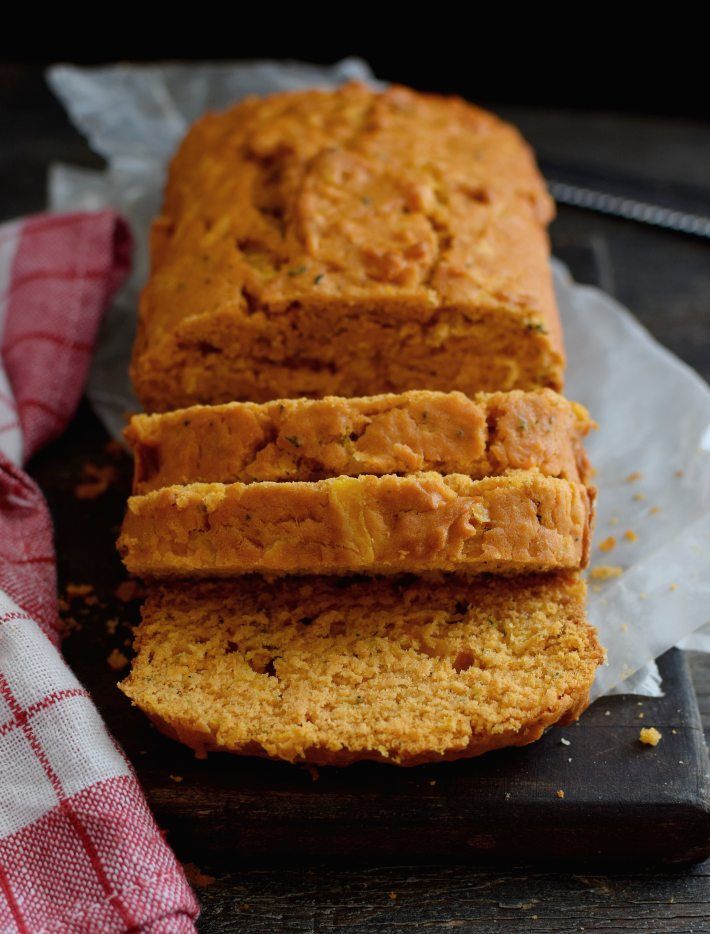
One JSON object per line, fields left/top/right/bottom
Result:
{"left": 182, "top": 863, "right": 216, "bottom": 889}
{"left": 556, "top": 789, "right": 565, "bottom": 798}
{"left": 626, "top": 471, "right": 643, "bottom": 483}
{"left": 107, "top": 648, "right": 129, "bottom": 671}
{"left": 623, "top": 530, "right": 638, "bottom": 542}
{"left": 589, "top": 565, "right": 623, "bottom": 581}
{"left": 598, "top": 536, "right": 616, "bottom": 553}
{"left": 119, "top": 574, "right": 603, "bottom": 765}
{"left": 639, "top": 727, "right": 662, "bottom": 747}
{"left": 74, "top": 462, "right": 118, "bottom": 500}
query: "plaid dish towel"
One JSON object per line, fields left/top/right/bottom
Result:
{"left": 0, "top": 212, "right": 198, "bottom": 933}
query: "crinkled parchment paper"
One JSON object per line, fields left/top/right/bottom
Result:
{"left": 47, "top": 60, "right": 710, "bottom": 699}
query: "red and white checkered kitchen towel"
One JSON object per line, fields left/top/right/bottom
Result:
{"left": 0, "top": 212, "right": 198, "bottom": 932}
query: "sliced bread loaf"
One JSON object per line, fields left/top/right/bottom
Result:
{"left": 126, "top": 388, "right": 592, "bottom": 493}
{"left": 119, "top": 572, "right": 603, "bottom": 765}
{"left": 118, "top": 470, "right": 593, "bottom": 577}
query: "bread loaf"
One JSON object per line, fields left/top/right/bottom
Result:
{"left": 132, "top": 83, "right": 562, "bottom": 411}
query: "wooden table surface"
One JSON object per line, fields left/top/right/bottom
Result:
{"left": 2, "top": 65, "right": 710, "bottom": 932}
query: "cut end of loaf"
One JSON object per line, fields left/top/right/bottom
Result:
{"left": 117, "top": 470, "right": 594, "bottom": 578}
{"left": 119, "top": 573, "right": 604, "bottom": 766}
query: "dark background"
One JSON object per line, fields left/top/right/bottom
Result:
{"left": 1, "top": 22, "right": 709, "bottom": 118}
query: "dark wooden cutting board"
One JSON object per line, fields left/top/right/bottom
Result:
{"left": 29, "top": 400, "right": 710, "bottom": 869}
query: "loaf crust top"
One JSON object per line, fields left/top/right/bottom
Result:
{"left": 136, "top": 82, "right": 561, "bottom": 404}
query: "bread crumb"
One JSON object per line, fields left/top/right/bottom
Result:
{"left": 669, "top": 583, "right": 678, "bottom": 591}
{"left": 556, "top": 789, "right": 565, "bottom": 799}
{"left": 65, "top": 583, "right": 93, "bottom": 598}
{"left": 604, "top": 710, "right": 611, "bottom": 716}
{"left": 599, "top": 536, "right": 616, "bottom": 553}
{"left": 182, "top": 863, "right": 216, "bottom": 888}
{"left": 672, "top": 729, "right": 678, "bottom": 735}
{"left": 388, "top": 892, "right": 398, "bottom": 900}
{"left": 633, "top": 492, "right": 646, "bottom": 502}
{"left": 169, "top": 774, "right": 183, "bottom": 783}
{"left": 429, "top": 780, "right": 437, "bottom": 786}
{"left": 61, "top": 615, "right": 82, "bottom": 633}
{"left": 590, "top": 565, "right": 623, "bottom": 580}
{"left": 560, "top": 737, "right": 571, "bottom": 746}
{"left": 609, "top": 515, "right": 620, "bottom": 526}
{"left": 639, "top": 727, "right": 662, "bottom": 746}
{"left": 105, "top": 618, "right": 119, "bottom": 636}
{"left": 639, "top": 592, "right": 647, "bottom": 600}
{"left": 676, "top": 469, "right": 684, "bottom": 478}
{"left": 115, "top": 579, "right": 144, "bottom": 603}
{"left": 626, "top": 471, "right": 643, "bottom": 483}
{"left": 74, "top": 462, "right": 118, "bottom": 500}
{"left": 302, "top": 764, "right": 320, "bottom": 782}
{"left": 649, "top": 506, "right": 661, "bottom": 515}
{"left": 107, "top": 649, "right": 129, "bottom": 671}
{"left": 623, "top": 530, "right": 638, "bottom": 542}
{"left": 620, "top": 623, "right": 628, "bottom": 633}
{"left": 638, "top": 712, "right": 645, "bottom": 719}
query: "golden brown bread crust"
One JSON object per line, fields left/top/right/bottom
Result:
{"left": 132, "top": 82, "right": 563, "bottom": 411}
{"left": 117, "top": 470, "right": 593, "bottom": 577}
{"left": 119, "top": 573, "right": 604, "bottom": 765}
{"left": 126, "top": 388, "right": 593, "bottom": 493}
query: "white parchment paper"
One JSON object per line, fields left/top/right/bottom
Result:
{"left": 47, "top": 60, "right": 710, "bottom": 700}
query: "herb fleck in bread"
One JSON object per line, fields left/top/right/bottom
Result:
{"left": 118, "top": 470, "right": 593, "bottom": 577}
{"left": 132, "top": 82, "right": 562, "bottom": 411}
{"left": 126, "top": 388, "right": 592, "bottom": 493}
{"left": 119, "top": 573, "right": 603, "bottom": 765}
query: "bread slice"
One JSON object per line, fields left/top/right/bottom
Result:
{"left": 131, "top": 83, "right": 563, "bottom": 412}
{"left": 119, "top": 573, "right": 603, "bottom": 765}
{"left": 126, "top": 388, "right": 592, "bottom": 494}
{"left": 117, "top": 470, "right": 593, "bottom": 578}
